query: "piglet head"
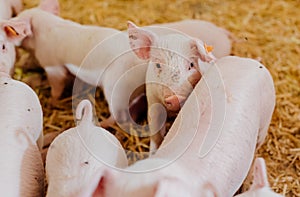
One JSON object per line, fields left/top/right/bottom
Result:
{"left": 1, "top": 18, "right": 32, "bottom": 46}
{"left": 128, "top": 21, "right": 215, "bottom": 112}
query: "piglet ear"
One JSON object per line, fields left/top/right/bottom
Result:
{"left": 127, "top": 21, "right": 156, "bottom": 60}
{"left": 191, "top": 38, "right": 216, "bottom": 63}
{"left": 74, "top": 168, "right": 115, "bottom": 197}
{"left": 39, "top": 0, "right": 60, "bottom": 16}
{"left": 1, "top": 19, "right": 32, "bottom": 45}
{"left": 249, "top": 157, "right": 269, "bottom": 191}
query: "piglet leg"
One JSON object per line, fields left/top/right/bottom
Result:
{"left": 99, "top": 115, "right": 116, "bottom": 129}
{"left": 148, "top": 98, "right": 168, "bottom": 154}
{"left": 44, "top": 65, "right": 69, "bottom": 104}
{"left": 100, "top": 93, "right": 148, "bottom": 129}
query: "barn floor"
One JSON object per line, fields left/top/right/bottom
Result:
{"left": 17, "top": 0, "right": 300, "bottom": 196}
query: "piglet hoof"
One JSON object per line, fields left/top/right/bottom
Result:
{"left": 99, "top": 121, "right": 113, "bottom": 129}
{"left": 49, "top": 97, "right": 60, "bottom": 107}
{"left": 99, "top": 116, "right": 116, "bottom": 129}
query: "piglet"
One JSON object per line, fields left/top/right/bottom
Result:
{"left": 0, "top": 0, "right": 23, "bottom": 19}
{"left": 0, "top": 19, "right": 30, "bottom": 75}
{"left": 74, "top": 56, "right": 275, "bottom": 197}
{"left": 0, "top": 73, "right": 44, "bottom": 196}
{"left": 235, "top": 158, "right": 283, "bottom": 197}
{"left": 128, "top": 21, "right": 216, "bottom": 153}
{"left": 45, "top": 99, "right": 128, "bottom": 197}
{"left": 3, "top": 0, "right": 129, "bottom": 102}
{"left": 154, "top": 19, "right": 232, "bottom": 58}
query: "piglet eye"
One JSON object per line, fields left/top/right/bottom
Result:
{"left": 2, "top": 44, "right": 5, "bottom": 50}
{"left": 156, "top": 63, "right": 161, "bottom": 68}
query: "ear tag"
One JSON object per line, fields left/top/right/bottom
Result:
{"left": 4, "top": 26, "right": 19, "bottom": 37}
{"left": 204, "top": 43, "right": 213, "bottom": 53}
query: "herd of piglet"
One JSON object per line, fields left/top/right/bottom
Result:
{"left": 0, "top": 0, "right": 283, "bottom": 196}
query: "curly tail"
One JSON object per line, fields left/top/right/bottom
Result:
{"left": 76, "top": 99, "right": 93, "bottom": 123}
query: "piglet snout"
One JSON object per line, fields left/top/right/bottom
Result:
{"left": 164, "top": 94, "right": 186, "bottom": 112}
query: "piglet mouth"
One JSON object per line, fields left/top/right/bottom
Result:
{"left": 164, "top": 94, "right": 186, "bottom": 112}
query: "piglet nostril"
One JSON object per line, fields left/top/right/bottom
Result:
{"left": 165, "top": 100, "right": 173, "bottom": 108}
{"left": 164, "top": 95, "right": 182, "bottom": 112}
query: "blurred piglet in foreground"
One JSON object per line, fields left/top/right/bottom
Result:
{"left": 128, "top": 21, "right": 216, "bottom": 152}
{"left": 235, "top": 158, "right": 283, "bottom": 197}
{"left": 0, "top": 73, "right": 44, "bottom": 196}
{"left": 46, "top": 100, "right": 128, "bottom": 197}
{"left": 0, "top": 0, "right": 23, "bottom": 19}
{"left": 75, "top": 56, "right": 275, "bottom": 196}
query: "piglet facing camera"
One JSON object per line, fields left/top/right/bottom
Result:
{"left": 0, "top": 75, "right": 44, "bottom": 197}
{"left": 71, "top": 56, "right": 275, "bottom": 197}
{"left": 46, "top": 100, "right": 128, "bottom": 197}
{"left": 127, "top": 21, "right": 216, "bottom": 153}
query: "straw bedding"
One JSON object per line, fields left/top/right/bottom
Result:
{"left": 16, "top": 0, "right": 300, "bottom": 196}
